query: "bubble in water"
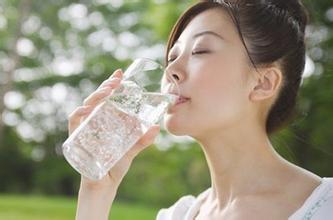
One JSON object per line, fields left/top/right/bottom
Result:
{"left": 62, "top": 80, "right": 175, "bottom": 180}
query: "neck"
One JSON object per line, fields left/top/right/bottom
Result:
{"left": 196, "top": 123, "right": 291, "bottom": 208}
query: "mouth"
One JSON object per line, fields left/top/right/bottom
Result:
{"left": 175, "top": 96, "right": 191, "bottom": 105}
{"left": 166, "top": 96, "right": 190, "bottom": 114}
{"left": 166, "top": 89, "right": 190, "bottom": 109}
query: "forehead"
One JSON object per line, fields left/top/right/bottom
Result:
{"left": 177, "top": 8, "right": 238, "bottom": 43}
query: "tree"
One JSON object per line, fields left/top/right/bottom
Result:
{"left": 0, "top": 0, "right": 332, "bottom": 207}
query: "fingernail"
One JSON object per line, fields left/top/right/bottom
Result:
{"left": 107, "top": 77, "right": 121, "bottom": 83}
{"left": 109, "top": 69, "right": 123, "bottom": 79}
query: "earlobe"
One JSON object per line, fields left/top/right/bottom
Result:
{"left": 249, "top": 68, "right": 282, "bottom": 101}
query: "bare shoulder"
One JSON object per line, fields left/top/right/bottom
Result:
{"left": 233, "top": 170, "right": 322, "bottom": 219}
{"left": 232, "top": 180, "right": 322, "bottom": 219}
{"left": 196, "top": 165, "right": 323, "bottom": 220}
{"left": 284, "top": 161, "right": 322, "bottom": 197}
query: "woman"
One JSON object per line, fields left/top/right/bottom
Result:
{"left": 70, "top": 0, "right": 333, "bottom": 219}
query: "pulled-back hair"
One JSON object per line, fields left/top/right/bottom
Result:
{"left": 165, "top": 0, "right": 309, "bottom": 134}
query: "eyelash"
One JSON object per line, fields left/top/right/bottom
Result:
{"left": 167, "top": 57, "right": 176, "bottom": 63}
{"left": 168, "top": 50, "right": 210, "bottom": 63}
{"left": 192, "top": 50, "right": 210, "bottom": 55}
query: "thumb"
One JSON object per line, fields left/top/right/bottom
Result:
{"left": 128, "top": 125, "right": 160, "bottom": 157}
{"left": 137, "top": 125, "right": 160, "bottom": 149}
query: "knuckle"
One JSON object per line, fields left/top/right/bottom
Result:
{"left": 68, "top": 106, "right": 85, "bottom": 119}
{"left": 68, "top": 112, "right": 78, "bottom": 121}
{"left": 68, "top": 109, "right": 77, "bottom": 119}
{"left": 68, "top": 116, "right": 76, "bottom": 125}
{"left": 83, "top": 98, "right": 89, "bottom": 105}
{"left": 101, "top": 80, "right": 119, "bottom": 89}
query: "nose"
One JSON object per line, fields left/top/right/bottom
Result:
{"left": 164, "top": 62, "right": 186, "bottom": 84}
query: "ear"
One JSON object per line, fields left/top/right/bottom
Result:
{"left": 249, "top": 67, "right": 283, "bottom": 102}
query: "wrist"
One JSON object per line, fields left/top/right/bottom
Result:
{"left": 79, "top": 181, "right": 118, "bottom": 199}
{"left": 79, "top": 175, "right": 120, "bottom": 191}
{"left": 76, "top": 181, "right": 118, "bottom": 220}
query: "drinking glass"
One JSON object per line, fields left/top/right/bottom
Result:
{"left": 62, "top": 58, "right": 178, "bottom": 180}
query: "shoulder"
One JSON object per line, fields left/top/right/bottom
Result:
{"left": 289, "top": 177, "right": 333, "bottom": 220}
{"left": 156, "top": 189, "right": 210, "bottom": 220}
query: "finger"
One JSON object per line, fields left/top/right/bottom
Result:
{"left": 97, "top": 76, "right": 122, "bottom": 90}
{"left": 108, "top": 69, "right": 123, "bottom": 80}
{"left": 83, "top": 83, "right": 119, "bottom": 107}
{"left": 128, "top": 125, "right": 160, "bottom": 158}
{"left": 68, "top": 106, "right": 94, "bottom": 134}
{"left": 68, "top": 105, "right": 93, "bottom": 121}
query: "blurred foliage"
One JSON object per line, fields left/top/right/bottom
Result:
{"left": 0, "top": 0, "right": 332, "bottom": 208}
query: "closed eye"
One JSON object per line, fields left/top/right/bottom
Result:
{"left": 192, "top": 50, "right": 210, "bottom": 55}
{"left": 168, "top": 50, "right": 210, "bottom": 63}
{"left": 167, "top": 57, "right": 177, "bottom": 62}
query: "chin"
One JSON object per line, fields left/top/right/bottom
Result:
{"left": 165, "top": 127, "right": 189, "bottom": 136}
{"left": 163, "top": 115, "right": 192, "bottom": 136}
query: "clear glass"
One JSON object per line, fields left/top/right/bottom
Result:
{"left": 62, "top": 58, "right": 178, "bottom": 180}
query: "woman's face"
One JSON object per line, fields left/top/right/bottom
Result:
{"left": 162, "top": 8, "right": 256, "bottom": 139}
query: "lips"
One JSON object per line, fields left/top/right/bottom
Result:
{"left": 175, "top": 96, "right": 190, "bottom": 105}
{"left": 166, "top": 89, "right": 190, "bottom": 106}
{"left": 166, "top": 95, "right": 190, "bottom": 113}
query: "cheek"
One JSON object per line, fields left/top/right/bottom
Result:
{"left": 164, "top": 53, "right": 252, "bottom": 134}
{"left": 197, "top": 79, "right": 245, "bottom": 115}
{"left": 194, "top": 65, "right": 246, "bottom": 105}
{"left": 190, "top": 68, "right": 250, "bottom": 128}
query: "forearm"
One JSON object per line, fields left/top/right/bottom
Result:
{"left": 75, "top": 184, "right": 117, "bottom": 220}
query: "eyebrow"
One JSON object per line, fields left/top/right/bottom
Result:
{"left": 193, "top": 31, "right": 225, "bottom": 41}
{"left": 174, "top": 30, "right": 224, "bottom": 45}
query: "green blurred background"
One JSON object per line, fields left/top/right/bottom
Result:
{"left": 0, "top": 0, "right": 332, "bottom": 219}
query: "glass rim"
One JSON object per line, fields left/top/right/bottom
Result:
{"left": 123, "top": 57, "right": 180, "bottom": 96}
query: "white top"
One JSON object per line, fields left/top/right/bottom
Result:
{"left": 156, "top": 177, "right": 333, "bottom": 220}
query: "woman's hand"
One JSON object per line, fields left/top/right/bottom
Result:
{"left": 69, "top": 69, "right": 160, "bottom": 220}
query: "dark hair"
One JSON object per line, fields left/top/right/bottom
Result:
{"left": 165, "top": 0, "right": 309, "bottom": 134}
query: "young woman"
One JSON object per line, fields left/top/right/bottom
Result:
{"left": 70, "top": 0, "right": 333, "bottom": 219}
